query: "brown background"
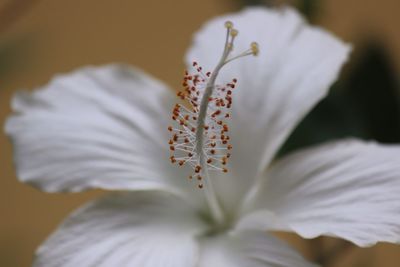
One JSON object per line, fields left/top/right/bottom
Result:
{"left": 1, "top": 0, "right": 400, "bottom": 266}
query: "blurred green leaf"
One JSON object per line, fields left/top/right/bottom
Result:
{"left": 236, "top": 0, "right": 321, "bottom": 20}
{"left": 279, "top": 40, "right": 400, "bottom": 157}
{"left": 238, "top": 0, "right": 265, "bottom": 6}
{"left": 346, "top": 41, "right": 400, "bottom": 143}
{"left": 0, "top": 36, "right": 34, "bottom": 88}
{"left": 297, "top": 0, "right": 319, "bottom": 20}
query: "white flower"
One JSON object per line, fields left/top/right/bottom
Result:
{"left": 5, "top": 6, "right": 400, "bottom": 267}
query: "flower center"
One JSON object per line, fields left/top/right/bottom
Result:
{"left": 168, "top": 21, "right": 258, "bottom": 225}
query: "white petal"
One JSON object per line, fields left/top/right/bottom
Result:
{"left": 5, "top": 64, "right": 185, "bottom": 194}
{"left": 33, "top": 192, "right": 206, "bottom": 267}
{"left": 198, "top": 230, "right": 316, "bottom": 267}
{"left": 242, "top": 139, "right": 400, "bottom": 247}
{"left": 186, "top": 7, "right": 351, "bottom": 211}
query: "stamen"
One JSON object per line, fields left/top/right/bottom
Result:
{"left": 168, "top": 20, "right": 258, "bottom": 224}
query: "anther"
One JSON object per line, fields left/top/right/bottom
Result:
{"left": 224, "top": 21, "right": 233, "bottom": 29}
{"left": 230, "top": 29, "right": 238, "bottom": 37}
{"left": 195, "top": 165, "right": 201, "bottom": 173}
{"left": 251, "top": 42, "right": 259, "bottom": 56}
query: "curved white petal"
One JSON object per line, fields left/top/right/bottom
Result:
{"left": 199, "top": 230, "right": 316, "bottom": 267}
{"left": 5, "top": 64, "right": 187, "bottom": 195}
{"left": 241, "top": 139, "right": 400, "bottom": 247}
{"left": 186, "top": 7, "right": 351, "bottom": 211}
{"left": 33, "top": 192, "right": 207, "bottom": 267}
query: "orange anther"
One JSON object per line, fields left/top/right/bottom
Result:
{"left": 195, "top": 165, "right": 201, "bottom": 173}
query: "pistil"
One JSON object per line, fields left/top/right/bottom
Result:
{"left": 168, "top": 21, "right": 258, "bottom": 225}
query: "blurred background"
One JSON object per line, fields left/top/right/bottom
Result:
{"left": 1, "top": 0, "right": 400, "bottom": 266}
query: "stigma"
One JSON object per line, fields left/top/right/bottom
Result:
{"left": 168, "top": 21, "right": 258, "bottom": 189}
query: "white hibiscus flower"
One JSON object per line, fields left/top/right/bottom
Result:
{"left": 6, "top": 6, "right": 400, "bottom": 267}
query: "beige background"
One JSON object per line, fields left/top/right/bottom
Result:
{"left": 1, "top": 0, "right": 400, "bottom": 266}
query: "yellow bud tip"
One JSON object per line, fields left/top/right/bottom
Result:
{"left": 224, "top": 21, "right": 233, "bottom": 29}
{"left": 230, "top": 29, "right": 238, "bottom": 37}
{"left": 251, "top": 42, "right": 259, "bottom": 56}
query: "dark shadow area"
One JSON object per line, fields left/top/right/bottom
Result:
{"left": 279, "top": 40, "right": 400, "bottom": 156}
